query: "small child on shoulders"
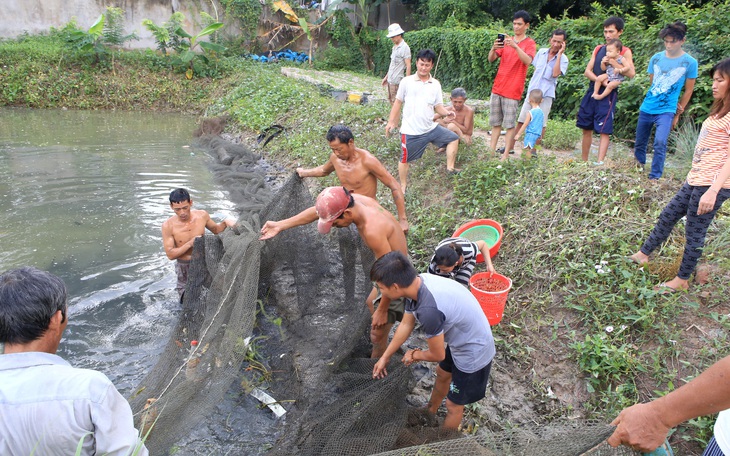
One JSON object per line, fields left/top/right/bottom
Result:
{"left": 592, "top": 39, "right": 625, "bottom": 100}
{"left": 515, "top": 89, "right": 544, "bottom": 158}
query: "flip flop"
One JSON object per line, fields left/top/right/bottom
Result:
{"left": 653, "top": 283, "right": 687, "bottom": 294}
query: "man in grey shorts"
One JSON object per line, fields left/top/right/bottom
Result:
{"left": 372, "top": 251, "right": 495, "bottom": 429}
{"left": 385, "top": 49, "right": 460, "bottom": 194}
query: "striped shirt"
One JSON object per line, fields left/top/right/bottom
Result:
{"left": 427, "top": 237, "right": 479, "bottom": 287}
{"left": 687, "top": 113, "right": 730, "bottom": 188}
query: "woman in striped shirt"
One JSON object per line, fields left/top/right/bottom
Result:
{"left": 631, "top": 58, "right": 730, "bottom": 292}
{"left": 428, "top": 237, "right": 496, "bottom": 287}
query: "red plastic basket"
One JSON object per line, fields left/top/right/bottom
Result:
{"left": 469, "top": 272, "right": 512, "bottom": 325}
{"left": 453, "top": 219, "right": 504, "bottom": 263}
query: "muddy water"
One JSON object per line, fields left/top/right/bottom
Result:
{"left": 0, "top": 107, "right": 237, "bottom": 393}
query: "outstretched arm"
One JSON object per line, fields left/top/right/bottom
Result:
{"left": 205, "top": 214, "right": 236, "bottom": 235}
{"left": 297, "top": 160, "right": 335, "bottom": 178}
{"left": 373, "top": 313, "right": 417, "bottom": 378}
{"left": 260, "top": 206, "right": 318, "bottom": 240}
{"left": 608, "top": 355, "right": 730, "bottom": 452}
{"left": 474, "top": 240, "right": 495, "bottom": 273}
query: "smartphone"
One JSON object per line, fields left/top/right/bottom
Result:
{"left": 497, "top": 33, "right": 505, "bottom": 43}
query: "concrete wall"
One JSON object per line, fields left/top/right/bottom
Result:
{"left": 0, "top": 0, "right": 416, "bottom": 52}
{"left": 0, "top": 0, "right": 221, "bottom": 49}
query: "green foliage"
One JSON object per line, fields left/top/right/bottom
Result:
{"left": 415, "top": 0, "right": 489, "bottom": 28}
{"left": 541, "top": 118, "right": 581, "bottom": 150}
{"left": 103, "top": 7, "right": 137, "bottom": 46}
{"left": 373, "top": 26, "right": 498, "bottom": 98}
{"left": 172, "top": 19, "right": 227, "bottom": 78}
{"left": 220, "top": 0, "right": 262, "bottom": 43}
{"left": 315, "top": 10, "right": 366, "bottom": 72}
{"left": 142, "top": 12, "right": 185, "bottom": 55}
{"left": 0, "top": 32, "right": 236, "bottom": 109}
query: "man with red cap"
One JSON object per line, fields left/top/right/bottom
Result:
{"left": 260, "top": 186, "right": 407, "bottom": 357}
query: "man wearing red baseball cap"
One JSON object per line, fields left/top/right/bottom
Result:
{"left": 260, "top": 186, "right": 407, "bottom": 357}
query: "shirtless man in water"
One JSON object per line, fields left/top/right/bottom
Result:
{"left": 260, "top": 186, "right": 407, "bottom": 357}
{"left": 297, "top": 124, "right": 408, "bottom": 232}
{"left": 162, "top": 188, "right": 236, "bottom": 301}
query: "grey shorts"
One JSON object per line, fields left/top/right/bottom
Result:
{"left": 489, "top": 94, "right": 519, "bottom": 129}
{"left": 517, "top": 97, "right": 553, "bottom": 127}
{"left": 175, "top": 259, "right": 190, "bottom": 300}
{"left": 400, "top": 125, "right": 459, "bottom": 163}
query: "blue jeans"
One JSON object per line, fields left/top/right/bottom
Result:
{"left": 633, "top": 111, "right": 675, "bottom": 179}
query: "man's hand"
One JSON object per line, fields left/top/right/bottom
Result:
{"left": 373, "top": 357, "right": 389, "bottom": 379}
{"left": 224, "top": 219, "right": 237, "bottom": 228}
{"left": 607, "top": 403, "right": 670, "bottom": 453}
{"left": 385, "top": 122, "right": 397, "bottom": 137}
{"left": 559, "top": 41, "right": 566, "bottom": 54}
{"left": 505, "top": 36, "right": 518, "bottom": 49}
{"left": 371, "top": 310, "right": 389, "bottom": 329}
{"left": 259, "top": 221, "right": 283, "bottom": 240}
{"left": 381, "top": 76, "right": 388, "bottom": 86}
{"left": 399, "top": 219, "right": 409, "bottom": 234}
{"left": 402, "top": 349, "right": 418, "bottom": 367}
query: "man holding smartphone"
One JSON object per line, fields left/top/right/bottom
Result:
{"left": 487, "top": 10, "right": 536, "bottom": 160}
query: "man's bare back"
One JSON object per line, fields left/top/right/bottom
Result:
{"left": 348, "top": 194, "right": 407, "bottom": 258}
{"left": 297, "top": 125, "right": 408, "bottom": 232}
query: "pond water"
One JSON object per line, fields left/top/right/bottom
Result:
{"left": 0, "top": 107, "right": 237, "bottom": 394}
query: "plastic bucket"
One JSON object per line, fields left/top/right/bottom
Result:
{"left": 470, "top": 272, "right": 512, "bottom": 325}
{"left": 453, "top": 219, "right": 504, "bottom": 263}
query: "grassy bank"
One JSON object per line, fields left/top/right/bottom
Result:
{"left": 3, "top": 41, "right": 729, "bottom": 451}
{"left": 209, "top": 63, "right": 730, "bottom": 452}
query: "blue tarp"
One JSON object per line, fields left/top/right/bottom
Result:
{"left": 248, "top": 49, "right": 310, "bottom": 63}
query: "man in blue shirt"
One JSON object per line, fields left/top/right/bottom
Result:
{"left": 0, "top": 267, "right": 147, "bottom": 456}
{"left": 371, "top": 251, "right": 495, "bottom": 429}
{"left": 633, "top": 21, "right": 698, "bottom": 180}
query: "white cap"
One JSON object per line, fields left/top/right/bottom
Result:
{"left": 386, "top": 23, "right": 405, "bottom": 38}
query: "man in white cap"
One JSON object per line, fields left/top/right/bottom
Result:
{"left": 382, "top": 23, "right": 411, "bottom": 105}
{"left": 260, "top": 186, "right": 408, "bottom": 357}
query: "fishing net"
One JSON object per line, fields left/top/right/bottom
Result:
{"left": 129, "top": 133, "right": 639, "bottom": 456}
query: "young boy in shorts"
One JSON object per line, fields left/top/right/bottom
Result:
{"left": 515, "top": 89, "right": 544, "bottom": 158}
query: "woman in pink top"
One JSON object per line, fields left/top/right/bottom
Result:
{"left": 631, "top": 58, "right": 730, "bottom": 292}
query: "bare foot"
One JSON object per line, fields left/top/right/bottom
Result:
{"left": 436, "top": 147, "right": 446, "bottom": 154}
{"left": 657, "top": 276, "right": 690, "bottom": 292}
{"left": 630, "top": 252, "right": 649, "bottom": 265}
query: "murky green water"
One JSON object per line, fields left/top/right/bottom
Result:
{"left": 0, "top": 107, "right": 236, "bottom": 393}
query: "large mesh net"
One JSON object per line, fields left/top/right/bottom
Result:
{"left": 129, "top": 134, "right": 638, "bottom": 455}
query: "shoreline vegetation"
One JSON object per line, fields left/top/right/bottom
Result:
{"left": 3, "top": 30, "right": 730, "bottom": 454}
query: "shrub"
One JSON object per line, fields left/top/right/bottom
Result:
{"left": 542, "top": 118, "right": 582, "bottom": 151}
